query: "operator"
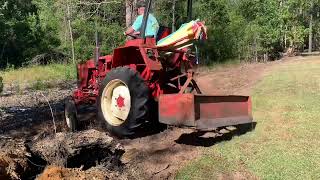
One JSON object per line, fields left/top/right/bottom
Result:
{"left": 124, "top": 1, "right": 159, "bottom": 38}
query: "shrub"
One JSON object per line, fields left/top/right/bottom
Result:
{"left": 32, "top": 80, "right": 48, "bottom": 91}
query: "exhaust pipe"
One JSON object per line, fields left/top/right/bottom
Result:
{"left": 94, "top": 30, "right": 100, "bottom": 68}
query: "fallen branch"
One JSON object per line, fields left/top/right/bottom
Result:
{"left": 40, "top": 92, "right": 57, "bottom": 134}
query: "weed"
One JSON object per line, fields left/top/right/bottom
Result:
{"left": 32, "top": 80, "right": 47, "bottom": 91}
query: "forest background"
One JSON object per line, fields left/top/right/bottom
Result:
{"left": 1, "top": 0, "right": 320, "bottom": 68}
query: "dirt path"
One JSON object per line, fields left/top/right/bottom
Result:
{"left": 1, "top": 57, "right": 309, "bottom": 179}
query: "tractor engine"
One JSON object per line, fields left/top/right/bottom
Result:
{"left": 73, "top": 55, "right": 112, "bottom": 105}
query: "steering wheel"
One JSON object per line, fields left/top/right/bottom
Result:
{"left": 126, "top": 34, "right": 139, "bottom": 39}
{"left": 125, "top": 31, "right": 141, "bottom": 39}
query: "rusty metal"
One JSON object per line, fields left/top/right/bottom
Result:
{"left": 177, "top": 69, "right": 199, "bottom": 94}
{"left": 179, "top": 77, "right": 193, "bottom": 94}
{"left": 170, "top": 73, "right": 187, "bottom": 81}
{"left": 159, "top": 94, "right": 252, "bottom": 130}
{"left": 191, "top": 79, "right": 202, "bottom": 94}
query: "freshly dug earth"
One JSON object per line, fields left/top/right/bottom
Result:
{"left": 38, "top": 164, "right": 129, "bottom": 180}
{"left": 0, "top": 130, "right": 125, "bottom": 180}
{"left": 0, "top": 137, "right": 30, "bottom": 180}
{"left": 38, "top": 166, "right": 108, "bottom": 180}
{"left": 1, "top": 57, "right": 298, "bottom": 179}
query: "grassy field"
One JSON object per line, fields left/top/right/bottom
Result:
{"left": 0, "top": 63, "right": 76, "bottom": 89}
{"left": 176, "top": 59, "right": 320, "bottom": 179}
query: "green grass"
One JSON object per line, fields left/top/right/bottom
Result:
{"left": 176, "top": 60, "right": 320, "bottom": 180}
{"left": 0, "top": 63, "right": 76, "bottom": 88}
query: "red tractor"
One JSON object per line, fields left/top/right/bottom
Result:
{"left": 64, "top": 0, "right": 252, "bottom": 138}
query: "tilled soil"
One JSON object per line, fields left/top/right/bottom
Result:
{"left": 0, "top": 59, "right": 290, "bottom": 179}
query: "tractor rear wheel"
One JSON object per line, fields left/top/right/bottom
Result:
{"left": 97, "top": 67, "right": 149, "bottom": 138}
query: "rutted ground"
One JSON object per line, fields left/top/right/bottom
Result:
{"left": 1, "top": 56, "right": 308, "bottom": 179}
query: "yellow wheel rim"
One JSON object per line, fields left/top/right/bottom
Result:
{"left": 101, "top": 79, "right": 131, "bottom": 126}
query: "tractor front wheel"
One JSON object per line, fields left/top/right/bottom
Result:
{"left": 64, "top": 97, "right": 79, "bottom": 132}
{"left": 97, "top": 67, "right": 149, "bottom": 138}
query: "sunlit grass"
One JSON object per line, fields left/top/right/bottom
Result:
{"left": 176, "top": 59, "right": 320, "bottom": 179}
{"left": 0, "top": 63, "right": 77, "bottom": 87}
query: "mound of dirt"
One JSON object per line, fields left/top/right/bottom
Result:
{"left": 37, "top": 166, "right": 106, "bottom": 180}
{"left": 37, "top": 165, "right": 129, "bottom": 180}
{"left": 0, "top": 136, "right": 30, "bottom": 180}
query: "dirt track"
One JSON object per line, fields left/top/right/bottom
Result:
{"left": 0, "top": 57, "right": 298, "bottom": 179}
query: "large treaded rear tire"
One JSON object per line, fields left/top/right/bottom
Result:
{"left": 97, "top": 67, "right": 149, "bottom": 138}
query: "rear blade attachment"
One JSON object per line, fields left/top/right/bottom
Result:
{"left": 159, "top": 94, "right": 253, "bottom": 130}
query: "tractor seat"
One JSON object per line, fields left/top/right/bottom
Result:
{"left": 156, "top": 20, "right": 207, "bottom": 50}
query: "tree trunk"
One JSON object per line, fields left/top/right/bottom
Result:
{"left": 0, "top": 42, "right": 6, "bottom": 60}
{"left": 308, "top": 13, "right": 313, "bottom": 53}
{"left": 254, "top": 36, "right": 258, "bottom": 62}
{"left": 172, "top": 0, "right": 176, "bottom": 32}
{"left": 125, "top": 0, "right": 132, "bottom": 28}
{"left": 264, "top": 52, "right": 268, "bottom": 62}
{"left": 67, "top": 2, "right": 75, "bottom": 64}
{"left": 125, "top": 0, "right": 138, "bottom": 28}
{"left": 284, "top": 25, "right": 287, "bottom": 49}
{"left": 64, "top": 15, "right": 67, "bottom": 43}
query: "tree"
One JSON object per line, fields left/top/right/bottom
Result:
{"left": 1, "top": 0, "right": 320, "bottom": 68}
{"left": 0, "top": 0, "right": 63, "bottom": 68}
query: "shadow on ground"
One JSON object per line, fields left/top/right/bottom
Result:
{"left": 0, "top": 96, "right": 166, "bottom": 140}
{"left": 0, "top": 99, "right": 66, "bottom": 138}
{"left": 175, "top": 122, "right": 257, "bottom": 147}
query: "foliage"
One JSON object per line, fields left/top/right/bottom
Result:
{"left": 31, "top": 79, "right": 54, "bottom": 90}
{"left": 1, "top": 0, "right": 320, "bottom": 68}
